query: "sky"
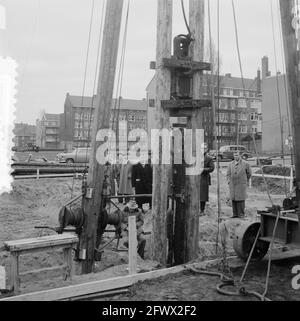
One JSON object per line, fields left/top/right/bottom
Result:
{"left": 0, "top": 0, "right": 285, "bottom": 125}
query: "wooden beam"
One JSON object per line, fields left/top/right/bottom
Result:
{"left": 128, "top": 216, "right": 137, "bottom": 275}
{"left": 163, "top": 57, "right": 211, "bottom": 71}
{"left": 0, "top": 257, "right": 234, "bottom": 301}
{"left": 80, "top": 0, "right": 124, "bottom": 273}
{"left": 161, "top": 99, "right": 211, "bottom": 109}
{"left": 279, "top": 0, "right": 300, "bottom": 212}
{"left": 151, "top": 0, "right": 173, "bottom": 266}
{"left": 183, "top": 0, "right": 205, "bottom": 262}
{"left": 0, "top": 266, "right": 5, "bottom": 290}
{"left": 4, "top": 234, "right": 78, "bottom": 252}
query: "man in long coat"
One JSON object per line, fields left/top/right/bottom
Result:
{"left": 226, "top": 151, "right": 252, "bottom": 218}
{"left": 118, "top": 160, "right": 133, "bottom": 204}
{"left": 132, "top": 157, "right": 153, "bottom": 211}
{"left": 200, "top": 150, "right": 215, "bottom": 215}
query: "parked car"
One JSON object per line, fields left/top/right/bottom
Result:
{"left": 57, "top": 148, "right": 91, "bottom": 163}
{"left": 217, "top": 145, "right": 252, "bottom": 161}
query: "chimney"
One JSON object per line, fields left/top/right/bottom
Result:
{"left": 256, "top": 69, "right": 261, "bottom": 93}
{"left": 262, "top": 56, "right": 269, "bottom": 79}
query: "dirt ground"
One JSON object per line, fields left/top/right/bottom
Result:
{"left": 0, "top": 165, "right": 298, "bottom": 300}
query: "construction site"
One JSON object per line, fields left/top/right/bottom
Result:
{"left": 1, "top": 0, "right": 300, "bottom": 303}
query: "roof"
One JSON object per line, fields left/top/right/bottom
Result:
{"left": 146, "top": 73, "right": 259, "bottom": 92}
{"left": 68, "top": 95, "right": 98, "bottom": 108}
{"left": 67, "top": 94, "right": 147, "bottom": 111}
{"left": 44, "top": 113, "right": 60, "bottom": 121}
{"left": 203, "top": 74, "right": 259, "bottom": 91}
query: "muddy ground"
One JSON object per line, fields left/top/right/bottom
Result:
{"left": 0, "top": 165, "right": 298, "bottom": 300}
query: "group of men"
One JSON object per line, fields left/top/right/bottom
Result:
{"left": 103, "top": 147, "right": 252, "bottom": 260}
{"left": 104, "top": 153, "right": 153, "bottom": 211}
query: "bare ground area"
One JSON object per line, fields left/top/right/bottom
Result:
{"left": 0, "top": 167, "right": 298, "bottom": 300}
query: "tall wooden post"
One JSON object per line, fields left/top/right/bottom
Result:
{"left": 183, "top": 0, "right": 205, "bottom": 261}
{"left": 151, "top": 0, "right": 172, "bottom": 265}
{"left": 279, "top": 0, "right": 300, "bottom": 212}
{"left": 81, "top": 0, "right": 124, "bottom": 274}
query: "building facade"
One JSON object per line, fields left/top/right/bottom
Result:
{"left": 36, "top": 112, "right": 62, "bottom": 149}
{"left": 146, "top": 72, "right": 262, "bottom": 151}
{"left": 262, "top": 73, "right": 291, "bottom": 154}
{"left": 13, "top": 123, "right": 36, "bottom": 148}
{"left": 61, "top": 94, "right": 148, "bottom": 150}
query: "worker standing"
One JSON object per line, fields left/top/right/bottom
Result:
{"left": 226, "top": 151, "right": 252, "bottom": 218}
{"left": 132, "top": 152, "right": 153, "bottom": 212}
{"left": 199, "top": 147, "right": 215, "bottom": 215}
{"left": 118, "top": 158, "right": 133, "bottom": 204}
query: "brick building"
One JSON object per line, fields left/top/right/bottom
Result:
{"left": 13, "top": 123, "right": 36, "bottom": 148}
{"left": 36, "top": 112, "right": 62, "bottom": 149}
{"left": 61, "top": 94, "right": 148, "bottom": 150}
{"left": 146, "top": 72, "right": 262, "bottom": 151}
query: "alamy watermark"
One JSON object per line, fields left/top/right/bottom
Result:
{"left": 291, "top": 265, "right": 300, "bottom": 290}
{"left": 94, "top": 121, "right": 205, "bottom": 176}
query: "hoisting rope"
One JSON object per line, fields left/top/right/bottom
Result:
{"left": 111, "top": 0, "right": 131, "bottom": 138}
{"left": 231, "top": 0, "right": 274, "bottom": 208}
{"left": 207, "top": 0, "right": 222, "bottom": 255}
{"left": 69, "top": 0, "right": 97, "bottom": 200}
{"left": 181, "top": 0, "right": 192, "bottom": 37}
{"left": 270, "top": 0, "right": 288, "bottom": 196}
{"left": 82, "top": 0, "right": 107, "bottom": 170}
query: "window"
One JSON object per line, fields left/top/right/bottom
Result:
{"left": 238, "top": 98, "right": 247, "bottom": 108}
{"left": 219, "top": 99, "right": 228, "bottom": 109}
{"left": 148, "top": 99, "right": 155, "bottom": 107}
{"left": 239, "top": 125, "right": 247, "bottom": 133}
{"left": 241, "top": 113, "right": 247, "bottom": 121}
{"left": 233, "top": 89, "right": 239, "bottom": 96}
{"left": 128, "top": 114, "right": 135, "bottom": 121}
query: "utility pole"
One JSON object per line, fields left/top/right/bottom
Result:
{"left": 184, "top": 0, "right": 205, "bottom": 261}
{"left": 279, "top": 0, "right": 300, "bottom": 212}
{"left": 151, "top": 0, "right": 172, "bottom": 265}
{"left": 80, "top": 0, "right": 124, "bottom": 274}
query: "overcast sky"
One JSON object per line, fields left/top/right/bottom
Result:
{"left": 1, "top": 0, "right": 284, "bottom": 125}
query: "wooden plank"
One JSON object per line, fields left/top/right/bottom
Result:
{"left": 128, "top": 216, "right": 137, "bottom": 275}
{"left": 63, "top": 288, "right": 129, "bottom": 301}
{"left": 252, "top": 173, "right": 292, "bottom": 179}
{"left": 151, "top": 0, "right": 172, "bottom": 266}
{"left": 0, "top": 266, "right": 5, "bottom": 290}
{"left": 9, "top": 244, "right": 77, "bottom": 256}
{"left": 63, "top": 248, "right": 73, "bottom": 281}
{"left": 161, "top": 99, "right": 211, "bottom": 109}
{"left": 4, "top": 234, "right": 78, "bottom": 252}
{"left": 14, "top": 173, "right": 81, "bottom": 180}
{"left": 9, "top": 253, "right": 19, "bottom": 293}
{"left": 162, "top": 57, "right": 211, "bottom": 71}
{"left": 0, "top": 257, "right": 233, "bottom": 301}
{"left": 81, "top": 0, "right": 124, "bottom": 274}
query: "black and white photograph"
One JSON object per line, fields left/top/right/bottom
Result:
{"left": 1, "top": 0, "right": 300, "bottom": 307}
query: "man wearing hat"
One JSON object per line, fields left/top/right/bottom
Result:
{"left": 199, "top": 145, "right": 215, "bottom": 215}
{"left": 131, "top": 152, "right": 153, "bottom": 212}
{"left": 121, "top": 200, "right": 146, "bottom": 259}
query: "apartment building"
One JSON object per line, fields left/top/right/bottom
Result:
{"left": 61, "top": 94, "right": 148, "bottom": 150}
